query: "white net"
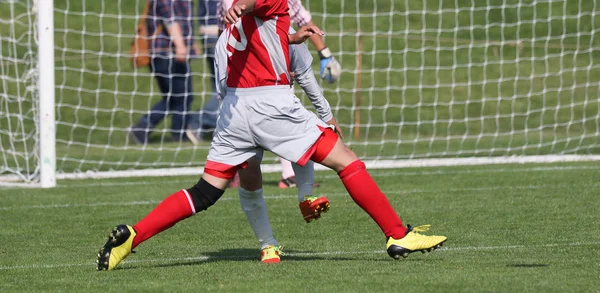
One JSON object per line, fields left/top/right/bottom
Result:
{"left": 0, "top": 0, "right": 39, "bottom": 182}
{"left": 1, "top": 0, "right": 600, "bottom": 184}
{"left": 308, "top": 0, "right": 600, "bottom": 160}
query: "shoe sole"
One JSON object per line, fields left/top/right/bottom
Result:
{"left": 261, "top": 258, "right": 281, "bottom": 264}
{"left": 96, "top": 225, "right": 131, "bottom": 271}
{"left": 303, "top": 199, "right": 331, "bottom": 223}
{"left": 387, "top": 239, "right": 447, "bottom": 260}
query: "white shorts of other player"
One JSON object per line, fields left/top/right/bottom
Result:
{"left": 207, "top": 85, "right": 330, "bottom": 168}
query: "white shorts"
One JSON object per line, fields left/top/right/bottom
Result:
{"left": 207, "top": 85, "right": 329, "bottom": 168}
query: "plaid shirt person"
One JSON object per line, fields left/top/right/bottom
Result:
{"left": 147, "top": 0, "right": 196, "bottom": 56}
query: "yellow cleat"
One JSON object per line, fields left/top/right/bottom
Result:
{"left": 260, "top": 245, "right": 284, "bottom": 264}
{"left": 386, "top": 224, "right": 447, "bottom": 259}
{"left": 96, "top": 224, "right": 136, "bottom": 271}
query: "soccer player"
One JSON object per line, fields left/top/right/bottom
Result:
{"left": 212, "top": 25, "right": 339, "bottom": 262}
{"left": 97, "top": 0, "right": 446, "bottom": 271}
{"left": 188, "top": 0, "right": 340, "bottom": 189}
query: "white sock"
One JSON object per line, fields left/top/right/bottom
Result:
{"left": 292, "top": 160, "right": 315, "bottom": 202}
{"left": 238, "top": 188, "right": 278, "bottom": 249}
{"left": 280, "top": 158, "right": 295, "bottom": 179}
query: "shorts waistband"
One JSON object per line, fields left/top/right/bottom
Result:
{"left": 227, "top": 85, "right": 291, "bottom": 95}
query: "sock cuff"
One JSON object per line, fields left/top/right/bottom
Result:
{"left": 181, "top": 189, "right": 196, "bottom": 215}
{"left": 338, "top": 160, "right": 366, "bottom": 180}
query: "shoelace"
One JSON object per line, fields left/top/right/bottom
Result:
{"left": 303, "top": 195, "right": 317, "bottom": 202}
{"left": 274, "top": 245, "right": 286, "bottom": 256}
{"left": 410, "top": 224, "right": 431, "bottom": 233}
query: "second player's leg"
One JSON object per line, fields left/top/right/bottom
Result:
{"left": 237, "top": 157, "right": 282, "bottom": 263}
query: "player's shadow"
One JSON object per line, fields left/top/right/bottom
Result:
{"left": 151, "top": 248, "right": 356, "bottom": 269}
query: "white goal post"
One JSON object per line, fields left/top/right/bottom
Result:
{"left": 1, "top": 0, "right": 600, "bottom": 187}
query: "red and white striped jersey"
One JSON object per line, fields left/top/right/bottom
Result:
{"left": 225, "top": 0, "right": 291, "bottom": 88}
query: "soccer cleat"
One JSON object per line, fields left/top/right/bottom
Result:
{"left": 299, "top": 195, "right": 330, "bottom": 223}
{"left": 260, "top": 245, "right": 284, "bottom": 263}
{"left": 96, "top": 224, "right": 136, "bottom": 271}
{"left": 386, "top": 224, "right": 447, "bottom": 259}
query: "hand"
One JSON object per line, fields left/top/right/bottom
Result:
{"left": 320, "top": 56, "right": 341, "bottom": 83}
{"left": 288, "top": 25, "right": 324, "bottom": 44}
{"left": 225, "top": 3, "right": 246, "bottom": 24}
{"left": 174, "top": 45, "right": 188, "bottom": 63}
{"left": 325, "top": 117, "right": 343, "bottom": 139}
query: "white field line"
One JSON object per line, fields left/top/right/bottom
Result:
{"left": 0, "top": 241, "right": 598, "bottom": 271}
{"left": 1, "top": 164, "right": 599, "bottom": 191}
{"left": 2, "top": 182, "right": 598, "bottom": 211}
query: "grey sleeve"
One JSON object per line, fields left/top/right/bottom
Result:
{"left": 294, "top": 70, "right": 333, "bottom": 122}
{"left": 292, "top": 43, "right": 333, "bottom": 122}
{"left": 287, "top": 27, "right": 333, "bottom": 121}
{"left": 214, "top": 31, "right": 229, "bottom": 98}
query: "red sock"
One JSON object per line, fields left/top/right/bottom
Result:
{"left": 338, "top": 160, "right": 407, "bottom": 239}
{"left": 132, "top": 190, "right": 195, "bottom": 249}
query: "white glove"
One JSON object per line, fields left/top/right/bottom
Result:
{"left": 319, "top": 47, "right": 341, "bottom": 84}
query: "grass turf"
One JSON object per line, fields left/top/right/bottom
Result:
{"left": 1, "top": 162, "right": 599, "bottom": 292}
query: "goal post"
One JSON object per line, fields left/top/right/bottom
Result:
{"left": 37, "top": 0, "right": 57, "bottom": 188}
{"left": 1, "top": 0, "right": 600, "bottom": 187}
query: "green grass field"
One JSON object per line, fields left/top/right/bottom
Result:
{"left": 2, "top": 0, "right": 600, "bottom": 178}
{"left": 1, "top": 162, "right": 599, "bottom": 292}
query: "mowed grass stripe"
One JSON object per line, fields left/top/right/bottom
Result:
{"left": 2, "top": 182, "right": 598, "bottom": 211}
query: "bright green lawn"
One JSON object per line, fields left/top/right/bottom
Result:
{"left": 1, "top": 162, "right": 599, "bottom": 292}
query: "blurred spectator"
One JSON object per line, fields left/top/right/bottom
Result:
{"left": 185, "top": 0, "right": 220, "bottom": 144}
{"left": 129, "top": 0, "right": 196, "bottom": 144}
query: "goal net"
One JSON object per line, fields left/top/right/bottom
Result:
{"left": 2, "top": 0, "right": 600, "bottom": 186}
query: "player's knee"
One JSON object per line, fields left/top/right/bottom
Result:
{"left": 186, "top": 178, "right": 225, "bottom": 212}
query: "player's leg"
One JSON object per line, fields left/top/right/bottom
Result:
{"left": 98, "top": 91, "right": 257, "bottom": 271}
{"left": 96, "top": 172, "right": 231, "bottom": 271}
{"left": 310, "top": 129, "right": 447, "bottom": 259}
{"left": 292, "top": 161, "right": 330, "bottom": 223}
{"left": 237, "top": 155, "right": 283, "bottom": 263}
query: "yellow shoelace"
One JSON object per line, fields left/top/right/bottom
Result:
{"left": 274, "top": 245, "right": 286, "bottom": 256}
{"left": 410, "top": 224, "right": 431, "bottom": 233}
